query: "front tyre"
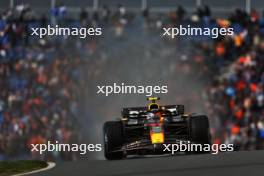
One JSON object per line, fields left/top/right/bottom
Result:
{"left": 188, "top": 115, "right": 211, "bottom": 153}
{"left": 103, "top": 121, "right": 124, "bottom": 160}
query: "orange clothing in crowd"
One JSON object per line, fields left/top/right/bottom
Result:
{"left": 231, "top": 125, "right": 240, "bottom": 135}
{"left": 215, "top": 43, "right": 226, "bottom": 56}
{"left": 235, "top": 109, "right": 244, "bottom": 119}
{"left": 236, "top": 80, "right": 246, "bottom": 91}
{"left": 234, "top": 35, "right": 243, "bottom": 47}
{"left": 250, "top": 83, "right": 257, "bottom": 92}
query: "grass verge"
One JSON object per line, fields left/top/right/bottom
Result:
{"left": 0, "top": 160, "right": 48, "bottom": 176}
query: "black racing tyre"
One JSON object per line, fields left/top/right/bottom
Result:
{"left": 103, "top": 121, "right": 124, "bottom": 160}
{"left": 177, "top": 105, "right": 184, "bottom": 115}
{"left": 188, "top": 115, "right": 211, "bottom": 153}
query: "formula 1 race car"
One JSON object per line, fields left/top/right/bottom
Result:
{"left": 103, "top": 97, "right": 211, "bottom": 160}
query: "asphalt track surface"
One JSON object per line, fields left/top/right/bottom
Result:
{"left": 31, "top": 150, "right": 264, "bottom": 176}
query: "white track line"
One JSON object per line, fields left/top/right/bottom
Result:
{"left": 13, "top": 162, "right": 56, "bottom": 176}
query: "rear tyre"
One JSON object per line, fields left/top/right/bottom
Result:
{"left": 103, "top": 121, "right": 124, "bottom": 160}
{"left": 188, "top": 115, "right": 211, "bottom": 153}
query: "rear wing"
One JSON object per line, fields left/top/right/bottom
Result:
{"left": 122, "top": 105, "right": 184, "bottom": 118}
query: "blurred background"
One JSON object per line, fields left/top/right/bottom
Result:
{"left": 0, "top": 0, "right": 263, "bottom": 160}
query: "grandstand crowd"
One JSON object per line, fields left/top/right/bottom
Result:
{"left": 0, "top": 3, "right": 263, "bottom": 160}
